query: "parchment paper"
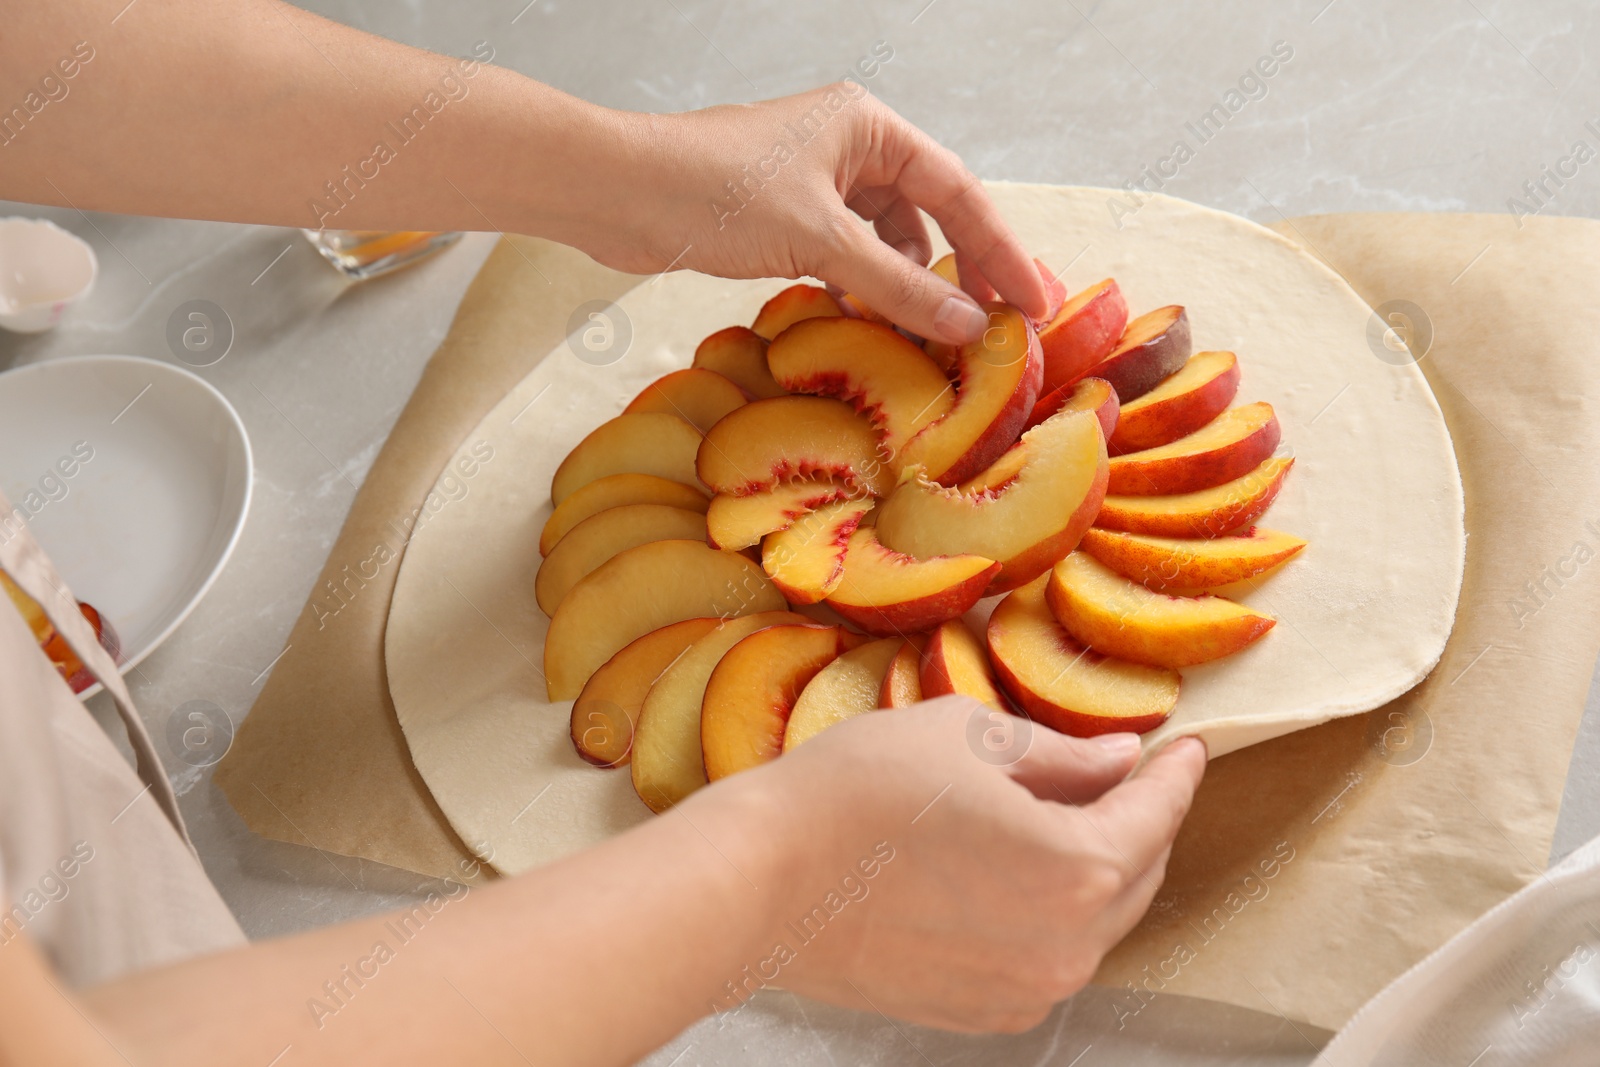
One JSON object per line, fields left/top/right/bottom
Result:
{"left": 218, "top": 195, "right": 1600, "bottom": 1030}
{"left": 1095, "top": 210, "right": 1600, "bottom": 1030}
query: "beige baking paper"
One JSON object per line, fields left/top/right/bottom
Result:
{"left": 1096, "top": 210, "right": 1600, "bottom": 1031}
{"left": 382, "top": 186, "right": 1465, "bottom": 877}
{"left": 214, "top": 238, "right": 638, "bottom": 884}
{"left": 218, "top": 191, "right": 1600, "bottom": 1033}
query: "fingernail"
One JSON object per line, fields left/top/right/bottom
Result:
{"left": 1091, "top": 732, "right": 1142, "bottom": 760}
{"left": 934, "top": 294, "right": 987, "bottom": 344}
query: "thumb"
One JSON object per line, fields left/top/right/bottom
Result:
{"left": 1007, "top": 725, "right": 1143, "bottom": 805}
{"left": 817, "top": 222, "right": 989, "bottom": 345}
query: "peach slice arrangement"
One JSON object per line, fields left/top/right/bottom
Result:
{"left": 537, "top": 263, "right": 1309, "bottom": 808}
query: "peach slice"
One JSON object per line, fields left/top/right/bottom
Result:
{"left": 879, "top": 634, "right": 929, "bottom": 708}
{"left": 760, "top": 498, "right": 875, "bottom": 604}
{"left": 697, "top": 396, "right": 893, "bottom": 497}
{"left": 1107, "top": 402, "right": 1280, "bottom": 495}
{"left": 702, "top": 624, "right": 866, "bottom": 781}
{"left": 837, "top": 292, "right": 894, "bottom": 327}
{"left": 540, "top": 473, "right": 710, "bottom": 557}
{"left": 623, "top": 367, "right": 747, "bottom": 434}
{"left": 535, "top": 504, "right": 710, "bottom": 616}
{"left": 551, "top": 412, "right": 703, "bottom": 506}
{"left": 1046, "top": 551, "right": 1275, "bottom": 668}
{"left": 920, "top": 618, "right": 1005, "bottom": 709}
{"left": 1110, "top": 351, "right": 1240, "bottom": 454}
{"left": 631, "top": 610, "right": 812, "bottom": 812}
{"left": 693, "top": 326, "right": 786, "bottom": 399}
{"left": 876, "top": 408, "right": 1107, "bottom": 594}
{"left": 988, "top": 575, "right": 1179, "bottom": 736}
{"left": 752, "top": 284, "right": 843, "bottom": 340}
{"left": 825, "top": 526, "right": 999, "bottom": 636}
{"left": 544, "top": 539, "right": 785, "bottom": 700}
{"left": 1037, "top": 278, "right": 1128, "bottom": 396}
{"left": 705, "top": 478, "right": 856, "bottom": 551}
{"left": 766, "top": 316, "right": 954, "bottom": 460}
{"left": 1079, "top": 526, "right": 1307, "bottom": 591}
{"left": 784, "top": 637, "right": 905, "bottom": 748}
{"left": 570, "top": 617, "right": 722, "bottom": 768}
{"left": 1024, "top": 375, "right": 1120, "bottom": 437}
{"left": 1092, "top": 306, "right": 1191, "bottom": 402}
{"left": 898, "top": 303, "right": 1044, "bottom": 484}
{"left": 1097, "top": 457, "right": 1295, "bottom": 539}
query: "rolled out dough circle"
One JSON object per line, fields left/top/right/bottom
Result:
{"left": 385, "top": 184, "right": 1465, "bottom": 876}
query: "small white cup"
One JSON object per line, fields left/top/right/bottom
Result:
{"left": 0, "top": 218, "right": 97, "bottom": 333}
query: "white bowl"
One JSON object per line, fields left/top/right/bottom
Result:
{"left": 0, "top": 218, "right": 98, "bottom": 333}
{"left": 0, "top": 355, "right": 252, "bottom": 690}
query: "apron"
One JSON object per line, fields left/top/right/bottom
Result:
{"left": 0, "top": 487, "right": 244, "bottom": 987}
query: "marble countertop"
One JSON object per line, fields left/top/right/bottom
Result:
{"left": 3, "top": 1, "right": 1599, "bottom": 1063}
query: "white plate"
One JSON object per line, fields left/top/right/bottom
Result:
{"left": 0, "top": 355, "right": 252, "bottom": 690}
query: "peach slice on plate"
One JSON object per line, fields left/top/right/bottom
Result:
{"left": 702, "top": 623, "right": 866, "bottom": 781}
{"left": 879, "top": 633, "right": 929, "bottom": 708}
{"left": 1024, "top": 375, "right": 1119, "bottom": 437}
{"left": 631, "top": 610, "right": 812, "bottom": 812}
{"left": 551, "top": 412, "right": 703, "bottom": 506}
{"left": 693, "top": 326, "right": 786, "bottom": 399}
{"left": 544, "top": 539, "right": 785, "bottom": 700}
{"left": 876, "top": 408, "right": 1107, "bottom": 594}
{"left": 1079, "top": 526, "right": 1307, "bottom": 590}
{"left": 1107, "top": 401, "right": 1281, "bottom": 495}
{"left": 766, "top": 316, "right": 954, "bottom": 460}
{"left": 785, "top": 637, "right": 905, "bottom": 748}
{"left": 697, "top": 396, "right": 893, "bottom": 497}
{"left": 535, "top": 504, "right": 710, "bottom": 616}
{"left": 987, "top": 575, "right": 1179, "bottom": 736}
{"left": 1037, "top": 278, "right": 1128, "bottom": 396}
{"left": 920, "top": 618, "right": 1006, "bottom": 709}
{"left": 1109, "top": 351, "right": 1239, "bottom": 454}
{"left": 1046, "top": 551, "right": 1275, "bottom": 669}
{"left": 898, "top": 303, "right": 1044, "bottom": 484}
{"left": 761, "top": 498, "right": 875, "bottom": 604}
{"left": 752, "top": 284, "right": 843, "bottom": 340}
{"left": 623, "top": 367, "right": 747, "bottom": 434}
{"left": 540, "top": 473, "right": 709, "bottom": 556}
{"left": 1092, "top": 305, "right": 1191, "bottom": 402}
{"left": 570, "top": 616, "right": 722, "bottom": 767}
{"left": 1096, "top": 457, "right": 1294, "bottom": 538}
{"left": 705, "top": 478, "right": 856, "bottom": 551}
{"left": 825, "top": 526, "right": 998, "bottom": 636}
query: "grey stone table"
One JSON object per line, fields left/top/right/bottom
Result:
{"left": 3, "top": 1, "right": 1598, "bottom": 1063}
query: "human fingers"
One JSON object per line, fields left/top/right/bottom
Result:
{"left": 812, "top": 214, "right": 989, "bottom": 344}
{"left": 877, "top": 119, "right": 1047, "bottom": 320}
{"left": 847, "top": 185, "right": 933, "bottom": 266}
{"left": 953, "top": 250, "right": 998, "bottom": 304}
{"left": 1002, "top": 722, "right": 1141, "bottom": 805}
{"left": 1074, "top": 736, "right": 1207, "bottom": 882}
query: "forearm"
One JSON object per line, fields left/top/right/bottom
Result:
{"left": 2, "top": 0, "right": 633, "bottom": 242}
{"left": 82, "top": 777, "right": 806, "bottom": 1066}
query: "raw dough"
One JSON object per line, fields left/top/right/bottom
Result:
{"left": 384, "top": 184, "right": 1464, "bottom": 875}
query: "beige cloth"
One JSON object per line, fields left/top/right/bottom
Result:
{"left": 0, "top": 489, "right": 243, "bottom": 987}
{"left": 216, "top": 201, "right": 1600, "bottom": 1029}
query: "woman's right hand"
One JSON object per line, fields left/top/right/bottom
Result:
{"left": 718, "top": 696, "right": 1207, "bottom": 1033}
